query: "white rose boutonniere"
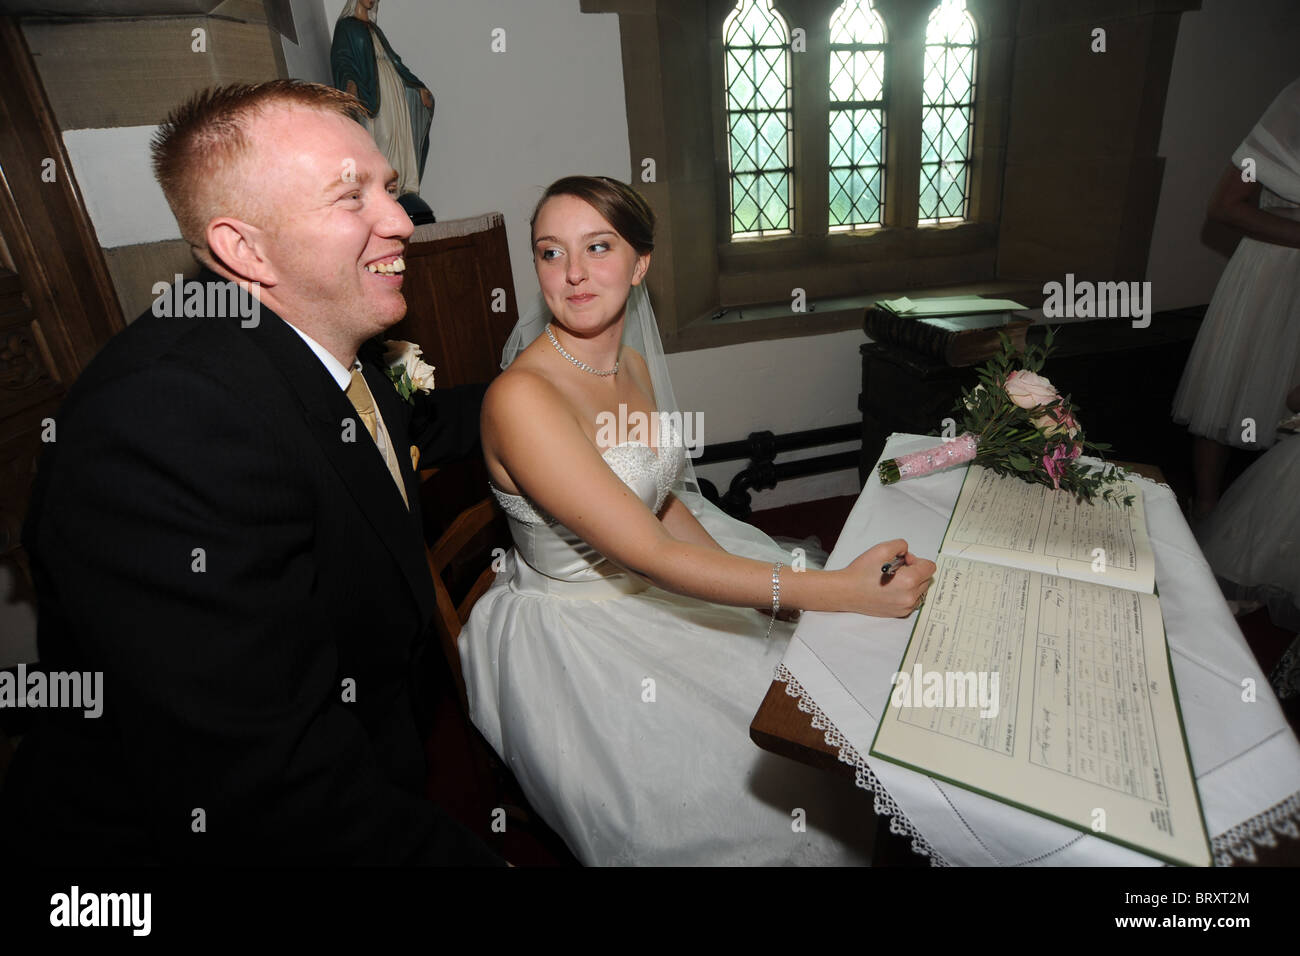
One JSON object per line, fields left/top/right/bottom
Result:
{"left": 382, "top": 340, "right": 436, "bottom": 403}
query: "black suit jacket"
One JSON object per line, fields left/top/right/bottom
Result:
{"left": 3, "top": 271, "right": 497, "bottom": 865}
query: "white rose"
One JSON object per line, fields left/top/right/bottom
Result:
{"left": 383, "top": 340, "right": 436, "bottom": 393}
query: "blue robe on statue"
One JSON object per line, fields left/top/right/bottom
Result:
{"left": 331, "top": 16, "right": 432, "bottom": 186}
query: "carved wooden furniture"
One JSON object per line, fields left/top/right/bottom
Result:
{"left": 858, "top": 308, "right": 1206, "bottom": 486}
{"left": 389, "top": 213, "right": 519, "bottom": 391}
{"left": 0, "top": 17, "right": 126, "bottom": 583}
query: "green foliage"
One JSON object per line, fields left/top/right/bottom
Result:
{"left": 385, "top": 366, "right": 416, "bottom": 404}
{"left": 944, "top": 327, "right": 1134, "bottom": 507}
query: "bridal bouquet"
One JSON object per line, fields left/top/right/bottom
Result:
{"left": 877, "top": 330, "right": 1134, "bottom": 506}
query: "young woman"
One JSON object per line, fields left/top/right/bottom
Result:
{"left": 1172, "top": 77, "right": 1300, "bottom": 519}
{"left": 1195, "top": 382, "right": 1300, "bottom": 692}
{"left": 459, "top": 176, "right": 935, "bottom": 865}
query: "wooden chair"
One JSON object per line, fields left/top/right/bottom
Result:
{"left": 422, "top": 491, "right": 578, "bottom": 864}
{"left": 424, "top": 495, "right": 500, "bottom": 716}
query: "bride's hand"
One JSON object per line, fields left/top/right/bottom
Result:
{"left": 842, "top": 539, "right": 936, "bottom": 618}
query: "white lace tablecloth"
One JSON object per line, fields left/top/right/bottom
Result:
{"left": 776, "top": 432, "right": 1300, "bottom": 866}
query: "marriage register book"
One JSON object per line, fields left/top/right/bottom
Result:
{"left": 869, "top": 465, "right": 1212, "bottom": 866}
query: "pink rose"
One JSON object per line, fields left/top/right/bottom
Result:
{"left": 1004, "top": 370, "right": 1059, "bottom": 410}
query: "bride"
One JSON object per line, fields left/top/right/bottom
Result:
{"left": 458, "top": 175, "right": 936, "bottom": 865}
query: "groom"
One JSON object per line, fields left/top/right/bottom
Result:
{"left": 1, "top": 81, "right": 499, "bottom": 864}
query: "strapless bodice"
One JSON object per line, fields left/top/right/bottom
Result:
{"left": 490, "top": 426, "right": 686, "bottom": 599}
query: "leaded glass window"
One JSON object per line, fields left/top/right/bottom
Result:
{"left": 724, "top": 0, "right": 793, "bottom": 238}
{"left": 828, "top": 0, "right": 887, "bottom": 231}
{"left": 919, "top": 0, "right": 977, "bottom": 223}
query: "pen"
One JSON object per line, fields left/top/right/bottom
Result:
{"left": 881, "top": 553, "right": 906, "bottom": 576}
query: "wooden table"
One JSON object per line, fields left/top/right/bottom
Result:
{"left": 749, "top": 460, "right": 1300, "bottom": 866}
{"left": 749, "top": 682, "right": 922, "bottom": 865}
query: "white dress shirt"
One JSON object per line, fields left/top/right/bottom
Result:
{"left": 285, "top": 322, "right": 398, "bottom": 466}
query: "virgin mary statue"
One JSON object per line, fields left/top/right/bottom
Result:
{"left": 331, "top": 0, "right": 436, "bottom": 223}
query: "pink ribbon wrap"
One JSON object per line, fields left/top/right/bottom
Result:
{"left": 881, "top": 433, "right": 978, "bottom": 483}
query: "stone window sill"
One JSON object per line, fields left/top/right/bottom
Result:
{"left": 662, "top": 279, "right": 1046, "bottom": 354}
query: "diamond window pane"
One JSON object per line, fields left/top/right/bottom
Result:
{"left": 830, "top": 51, "right": 855, "bottom": 102}
{"left": 947, "top": 50, "right": 974, "bottom": 103}
{"left": 829, "top": 171, "right": 852, "bottom": 225}
{"left": 943, "top": 107, "right": 970, "bottom": 160}
{"left": 732, "top": 176, "right": 760, "bottom": 234}
{"left": 727, "top": 0, "right": 786, "bottom": 46}
{"left": 829, "top": 163, "right": 883, "bottom": 228}
{"left": 928, "top": 0, "right": 976, "bottom": 45}
{"left": 829, "top": 112, "right": 853, "bottom": 166}
{"left": 923, "top": 48, "right": 946, "bottom": 102}
{"left": 760, "top": 172, "right": 790, "bottom": 230}
{"left": 939, "top": 175, "right": 965, "bottom": 217}
{"left": 921, "top": 107, "right": 941, "bottom": 162}
{"left": 827, "top": 1, "right": 888, "bottom": 230}
{"left": 919, "top": 1, "right": 976, "bottom": 223}
{"left": 829, "top": 108, "right": 884, "bottom": 228}
{"left": 856, "top": 50, "right": 884, "bottom": 100}
{"left": 729, "top": 115, "right": 756, "bottom": 172}
{"left": 762, "top": 121, "right": 787, "bottom": 165}
{"left": 918, "top": 170, "right": 939, "bottom": 221}
{"left": 830, "top": 0, "right": 886, "bottom": 45}
{"left": 724, "top": 0, "right": 793, "bottom": 238}
{"left": 757, "top": 49, "right": 788, "bottom": 110}
{"left": 726, "top": 52, "right": 754, "bottom": 110}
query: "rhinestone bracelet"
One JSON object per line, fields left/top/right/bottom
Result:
{"left": 766, "top": 561, "right": 783, "bottom": 639}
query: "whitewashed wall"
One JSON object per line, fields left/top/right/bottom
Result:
{"left": 1146, "top": 0, "right": 1300, "bottom": 312}
{"left": 321, "top": 0, "right": 631, "bottom": 308}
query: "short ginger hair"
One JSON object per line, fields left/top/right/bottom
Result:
{"left": 151, "top": 80, "right": 366, "bottom": 256}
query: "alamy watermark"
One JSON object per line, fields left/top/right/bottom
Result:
{"left": 889, "top": 665, "right": 1000, "bottom": 719}
{"left": 152, "top": 274, "right": 260, "bottom": 327}
{"left": 0, "top": 664, "right": 102, "bottom": 718}
{"left": 595, "top": 404, "right": 704, "bottom": 459}
{"left": 50, "top": 886, "right": 150, "bottom": 936}
{"left": 1042, "top": 273, "right": 1151, "bottom": 328}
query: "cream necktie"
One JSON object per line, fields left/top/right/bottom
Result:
{"left": 346, "top": 368, "right": 410, "bottom": 509}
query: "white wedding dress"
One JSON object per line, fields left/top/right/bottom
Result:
{"left": 1172, "top": 77, "right": 1300, "bottom": 450}
{"left": 1194, "top": 430, "right": 1300, "bottom": 636}
{"left": 457, "top": 417, "right": 875, "bottom": 865}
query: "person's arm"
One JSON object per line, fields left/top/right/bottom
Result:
{"left": 660, "top": 494, "right": 807, "bottom": 618}
{"left": 617, "top": 349, "right": 726, "bottom": 554}
{"left": 658, "top": 493, "right": 726, "bottom": 553}
{"left": 485, "top": 371, "right": 933, "bottom": 617}
{"left": 40, "top": 363, "right": 498, "bottom": 864}
{"left": 1207, "top": 164, "right": 1300, "bottom": 248}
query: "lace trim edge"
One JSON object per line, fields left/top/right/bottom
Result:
{"left": 1209, "top": 789, "right": 1300, "bottom": 866}
{"left": 772, "top": 662, "right": 950, "bottom": 867}
{"left": 772, "top": 664, "right": 1300, "bottom": 867}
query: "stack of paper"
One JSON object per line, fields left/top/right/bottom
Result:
{"left": 877, "top": 295, "right": 1029, "bottom": 317}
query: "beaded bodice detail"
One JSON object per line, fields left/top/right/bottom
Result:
{"left": 491, "top": 418, "right": 686, "bottom": 527}
{"left": 488, "top": 417, "right": 687, "bottom": 595}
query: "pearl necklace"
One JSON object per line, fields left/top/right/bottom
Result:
{"left": 545, "top": 324, "right": 618, "bottom": 377}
